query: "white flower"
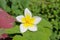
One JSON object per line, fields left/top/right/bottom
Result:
{"left": 16, "top": 8, "right": 41, "bottom": 33}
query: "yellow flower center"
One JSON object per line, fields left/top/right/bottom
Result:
{"left": 21, "top": 14, "right": 35, "bottom": 27}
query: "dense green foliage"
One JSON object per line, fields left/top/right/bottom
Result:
{"left": 0, "top": 0, "right": 60, "bottom": 40}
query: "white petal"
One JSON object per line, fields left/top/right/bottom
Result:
{"left": 24, "top": 8, "right": 32, "bottom": 17}
{"left": 28, "top": 25, "right": 37, "bottom": 31}
{"left": 20, "top": 24, "right": 28, "bottom": 33}
{"left": 16, "top": 15, "right": 24, "bottom": 22}
{"left": 33, "top": 16, "right": 41, "bottom": 24}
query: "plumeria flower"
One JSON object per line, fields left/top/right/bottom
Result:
{"left": 16, "top": 8, "right": 41, "bottom": 33}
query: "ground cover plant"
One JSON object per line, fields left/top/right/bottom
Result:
{"left": 0, "top": 0, "right": 60, "bottom": 40}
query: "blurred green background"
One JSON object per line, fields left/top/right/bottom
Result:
{"left": 0, "top": 0, "right": 60, "bottom": 40}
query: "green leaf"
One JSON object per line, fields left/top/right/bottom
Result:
{"left": 13, "top": 35, "right": 27, "bottom": 40}
{"left": 0, "top": 0, "right": 11, "bottom": 12}
{"left": 0, "top": 0, "right": 6, "bottom": 9}
{"left": 5, "top": 6, "right": 11, "bottom": 12}
{"left": 11, "top": 0, "right": 17, "bottom": 5}
{"left": 5, "top": 25, "right": 20, "bottom": 34}
{"left": 18, "top": 0, "right": 30, "bottom": 8}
